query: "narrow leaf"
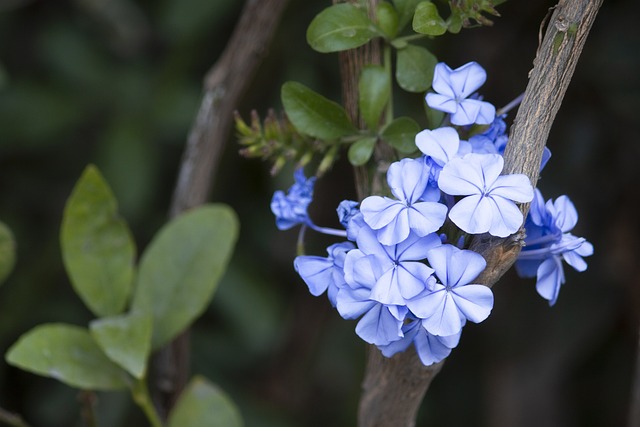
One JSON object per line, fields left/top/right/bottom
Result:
{"left": 392, "top": 0, "right": 422, "bottom": 31}
{"left": 5, "top": 323, "right": 130, "bottom": 390}
{"left": 359, "top": 65, "right": 390, "bottom": 130}
{"left": 282, "top": 81, "right": 357, "bottom": 140}
{"left": 89, "top": 312, "right": 152, "bottom": 379}
{"left": 307, "top": 3, "right": 379, "bottom": 53}
{"left": 168, "top": 376, "right": 243, "bottom": 427}
{"left": 395, "top": 44, "right": 437, "bottom": 93}
{"left": 0, "top": 221, "right": 15, "bottom": 286}
{"left": 348, "top": 137, "right": 377, "bottom": 166}
{"left": 61, "top": 165, "right": 136, "bottom": 317}
{"left": 412, "top": 1, "right": 447, "bottom": 36}
{"left": 381, "top": 117, "right": 420, "bottom": 153}
{"left": 131, "top": 204, "right": 239, "bottom": 350}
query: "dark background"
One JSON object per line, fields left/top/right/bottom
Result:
{"left": 0, "top": 0, "right": 638, "bottom": 426}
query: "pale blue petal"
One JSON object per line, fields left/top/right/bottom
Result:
{"left": 293, "top": 256, "right": 333, "bottom": 296}
{"left": 438, "top": 156, "right": 484, "bottom": 195}
{"left": 355, "top": 225, "right": 391, "bottom": 261}
{"left": 378, "top": 321, "right": 419, "bottom": 357}
{"left": 552, "top": 195, "right": 579, "bottom": 232}
{"left": 370, "top": 268, "right": 405, "bottom": 305}
{"left": 450, "top": 99, "right": 481, "bottom": 126}
{"left": 408, "top": 202, "right": 448, "bottom": 236}
{"left": 452, "top": 285, "right": 494, "bottom": 323}
{"left": 488, "top": 196, "right": 524, "bottom": 237}
{"left": 450, "top": 62, "right": 487, "bottom": 98}
{"left": 431, "top": 63, "right": 456, "bottom": 97}
{"left": 535, "top": 256, "right": 564, "bottom": 306}
{"left": 355, "top": 304, "right": 404, "bottom": 346}
{"left": 475, "top": 100, "right": 496, "bottom": 124}
{"left": 387, "top": 158, "right": 429, "bottom": 203}
{"left": 336, "top": 287, "right": 376, "bottom": 319}
{"left": 528, "top": 189, "right": 548, "bottom": 227}
{"left": 422, "top": 292, "right": 464, "bottom": 336}
{"left": 576, "top": 241, "right": 594, "bottom": 257}
{"left": 375, "top": 209, "right": 410, "bottom": 246}
{"left": 414, "top": 328, "right": 452, "bottom": 365}
{"left": 415, "top": 127, "right": 460, "bottom": 167}
{"left": 448, "top": 195, "right": 493, "bottom": 234}
{"left": 396, "top": 232, "right": 442, "bottom": 261}
{"left": 436, "top": 330, "right": 462, "bottom": 349}
{"left": 425, "top": 93, "right": 457, "bottom": 113}
{"left": 424, "top": 245, "right": 454, "bottom": 282}
{"left": 405, "top": 285, "right": 446, "bottom": 319}
{"left": 361, "top": 196, "right": 405, "bottom": 230}
{"left": 445, "top": 249, "right": 487, "bottom": 287}
{"left": 490, "top": 174, "right": 534, "bottom": 203}
{"left": 397, "top": 262, "right": 433, "bottom": 299}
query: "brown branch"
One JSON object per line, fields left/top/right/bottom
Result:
{"left": 356, "top": 0, "right": 603, "bottom": 426}
{"left": 150, "top": 0, "right": 290, "bottom": 418}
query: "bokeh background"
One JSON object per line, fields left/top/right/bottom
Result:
{"left": 0, "top": 0, "right": 639, "bottom": 426}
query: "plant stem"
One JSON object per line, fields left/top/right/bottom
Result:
{"left": 132, "top": 379, "right": 164, "bottom": 427}
{"left": 0, "top": 407, "right": 31, "bottom": 427}
{"left": 383, "top": 43, "right": 393, "bottom": 125}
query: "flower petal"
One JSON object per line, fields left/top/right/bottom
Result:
{"left": 488, "top": 195, "right": 524, "bottom": 237}
{"left": 425, "top": 93, "right": 457, "bottom": 113}
{"left": 408, "top": 202, "right": 448, "bottom": 236}
{"left": 448, "top": 195, "right": 493, "bottom": 234}
{"left": 370, "top": 268, "right": 405, "bottom": 305}
{"left": 450, "top": 62, "right": 487, "bottom": 98}
{"left": 415, "top": 127, "right": 460, "bottom": 166}
{"left": 431, "top": 63, "right": 456, "bottom": 97}
{"left": 451, "top": 284, "right": 494, "bottom": 323}
{"left": 355, "top": 304, "right": 404, "bottom": 346}
{"left": 490, "top": 174, "right": 534, "bottom": 203}
{"left": 421, "top": 292, "right": 464, "bottom": 336}
{"left": 413, "top": 328, "right": 452, "bottom": 365}
{"left": 375, "top": 209, "right": 411, "bottom": 246}
{"left": 361, "top": 196, "right": 405, "bottom": 230}
{"left": 535, "top": 256, "right": 565, "bottom": 306}
{"left": 293, "top": 256, "right": 334, "bottom": 296}
{"left": 387, "top": 158, "right": 429, "bottom": 203}
{"left": 336, "top": 287, "right": 376, "bottom": 319}
{"left": 397, "top": 262, "right": 433, "bottom": 300}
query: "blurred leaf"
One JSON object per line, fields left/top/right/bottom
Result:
{"left": 392, "top": 0, "right": 421, "bottom": 30}
{"left": 131, "top": 204, "right": 239, "bottom": 350}
{"left": 0, "top": 61, "right": 7, "bottom": 89}
{"left": 359, "top": 65, "right": 390, "bottom": 130}
{"left": 447, "top": 12, "right": 463, "bottom": 34}
{"left": 61, "top": 165, "right": 136, "bottom": 317}
{"left": 412, "top": 1, "right": 447, "bottom": 36}
{"left": 306, "top": 3, "right": 379, "bottom": 53}
{"left": 348, "top": 137, "right": 377, "bottom": 166}
{"left": 89, "top": 312, "right": 152, "bottom": 379}
{"left": 168, "top": 376, "right": 242, "bottom": 427}
{"left": 158, "top": 0, "right": 237, "bottom": 45}
{"left": 281, "top": 81, "right": 357, "bottom": 140}
{"left": 425, "top": 102, "right": 445, "bottom": 129}
{"left": 375, "top": 2, "right": 399, "bottom": 38}
{"left": 5, "top": 323, "right": 130, "bottom": 390}
{"left": 395, "top": 44, "right": 437, "bottom": 92}
{"left": 0, "top": 221, "right": 16, "bottom": 286}
{"left": 381, "top": 117, "right": 420, "bottom": 153}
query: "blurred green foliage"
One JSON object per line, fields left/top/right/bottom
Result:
{"left": 0, "top": 0, "right": 639, "bottom": 426}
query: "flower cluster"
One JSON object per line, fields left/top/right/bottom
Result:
{"left": 270, "top": 61, "right": 592, "bottom": 365}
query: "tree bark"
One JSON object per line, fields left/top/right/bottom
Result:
{"left": 151, "top": 0, "right": 290, "bottom": 418}
{"left": 356, "top": 1, "right": 603, "bottom": 426}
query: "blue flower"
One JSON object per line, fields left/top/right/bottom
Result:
{"left": 426, "top": 62, "right": 496, "bottom": 126}
{"left": 360, "top": 158, "right": 448, "bottom": 246}
{"left": 406, "top": 245, "right": 493, "bottom": 336}
{"left": 270, "top": 169, "right": 316, "bottom": 230}
{"left": 378, "top": 318, "right": 461, "bottom": 366}
{"left": 337, "top": 248, "right": 408, "bottom": 346}
{"left": 294, "top": 242, "right": 355, "bottom": 307}
{"left": 438, "top": 153, "right": 534, "bottom": 237}
{"left": 515, "top": 189, "right": 593, "bottom": 305}
{"left": 354, "top": 225, "right": 441, "bottom": 305}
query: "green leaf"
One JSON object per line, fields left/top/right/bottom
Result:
{"left": 61, "top": 165, "right": 136, "bottom": 317}
{"left": 381, "top": 117, "right": 420, "bottom": 153}
{"left": 89, "top": 312, "right": 152, "bottom": 379}
{"left": 348, "top": 137, "right": 377, "bottom": 166}
{"left": 5, "top": 324, "right": 130, "bottom": 390}
{"left": 168, "top": 376, "right": 242, "bottom": 427}
{"left": 359, "top": 65, "right": 390, "bottom": 130}
{"left": 425, "top": 103, "right": 445, "bottom": 129}
{"left": 131, "top": 204, "right": 239, "bottom": 350}
{"left": 281, "top": 81, "right": 357, "bottom": 140}
{"left": 307, "top": 3, "right": 379, "bottom": 53}
{"left": 392, "top": 0, "right": 422, "bottom": 31}
{"left": 0, "top": 221, "right": 16, "bottom": 286}
{"left": 412, "top": 1, "right": 447, "bottom": 36}
{"left": 395, "top": 44, "right": 437, "bottom": 93}
{"left": 375, "top": 2, "right": 399, "bottom": 38}
{"left": 447, "top": 12, "right": 463, "bottom": 34}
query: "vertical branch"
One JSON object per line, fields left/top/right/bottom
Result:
{"left": 355, "top": 0, "right": 603, "bottom": 426}
{"left": 151, "top": 0, "right": 290, "bottom": 418}
{"left": 629, "top": 329, "right": 640, "bottom": 427}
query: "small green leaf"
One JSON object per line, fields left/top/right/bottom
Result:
{"left": 281, "top": 81, "right": 357, "bottom": 140}
{"left": 425, "top": 103, "right": 445, "bottom": 129}
{"left": 395, "top": 44, "right": 437, "bottom": 93}
{"left": 359, "top": 65, "right": 390, "bottom": 130}
{"left": 381, "top": 117, "right": 420, "bottom": 153}
{"left": 392, "top": 0, "right": 422, "bottom": 31}
{"left": 5, "top": 323, "right": 130, "bottom": 390}
{"left": 348, "top": 137, "right": 377, "bottom": 166}
{"left": 89, "top": 312, "right": 152, "bottom": 379}
{"left": 412, "top": 1, "right": 447, "bottom": 36}
{"left": 376, "top": 2, "right": 399, "bottom": 38}
{"left": 131, "top": 204, "right": 239, "bottom": 350}
{"left": 447, "top": 12, "right": 463, "bottom": 34}
{"left": 61, "top": 165, "right": 136, "bottom": 317}
{"left": 307, "top": 3, "right": 379, "bottom": 53}
{"left": 0, "top": 221, "right": 16, "bottom": 286}
{"left": 168, "top": 376, "right": 242, "bottom": 427}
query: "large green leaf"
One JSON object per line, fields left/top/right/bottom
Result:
{"left": 61, "top": 165, "right": 136, "bottom": 317}
{"left": 359, "top": 65, "right": 390, "bottom": 130}
{"left": 348, "top": 137, "right": 377, "bottom": 166}
{"left": 5, "top": 323, "right": 130, "bottom": 390}
{"left": 131, "top": 204, "right": 238, "bottom": 350}
{"left": 381, "top": 117, "right": 420, "bottom": 153}
{"left": 89, "top": 312, "right": 152, "bottom": 379}
{"left": 375, "top": 2, "right": 399, "bottom": 38}
{"left": 168, "top": 376, "right": 242, "bottom": 427}
{"left": 0, "top": 221, "right": 16, "bottom": 286}
{"left": 281, "top": 81, "right": 357, "bottom": 140}
{"left": 395, "top": 44, "right": 437, "bottom": 93}
{"left": 392, "top": 0, "right": 422, "bottom": 30}
{"left": 412, "top": 1, "right": 447, "bottom": 36}
{"left": 307, "top": 3, "right": 379, "bottom": 53}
